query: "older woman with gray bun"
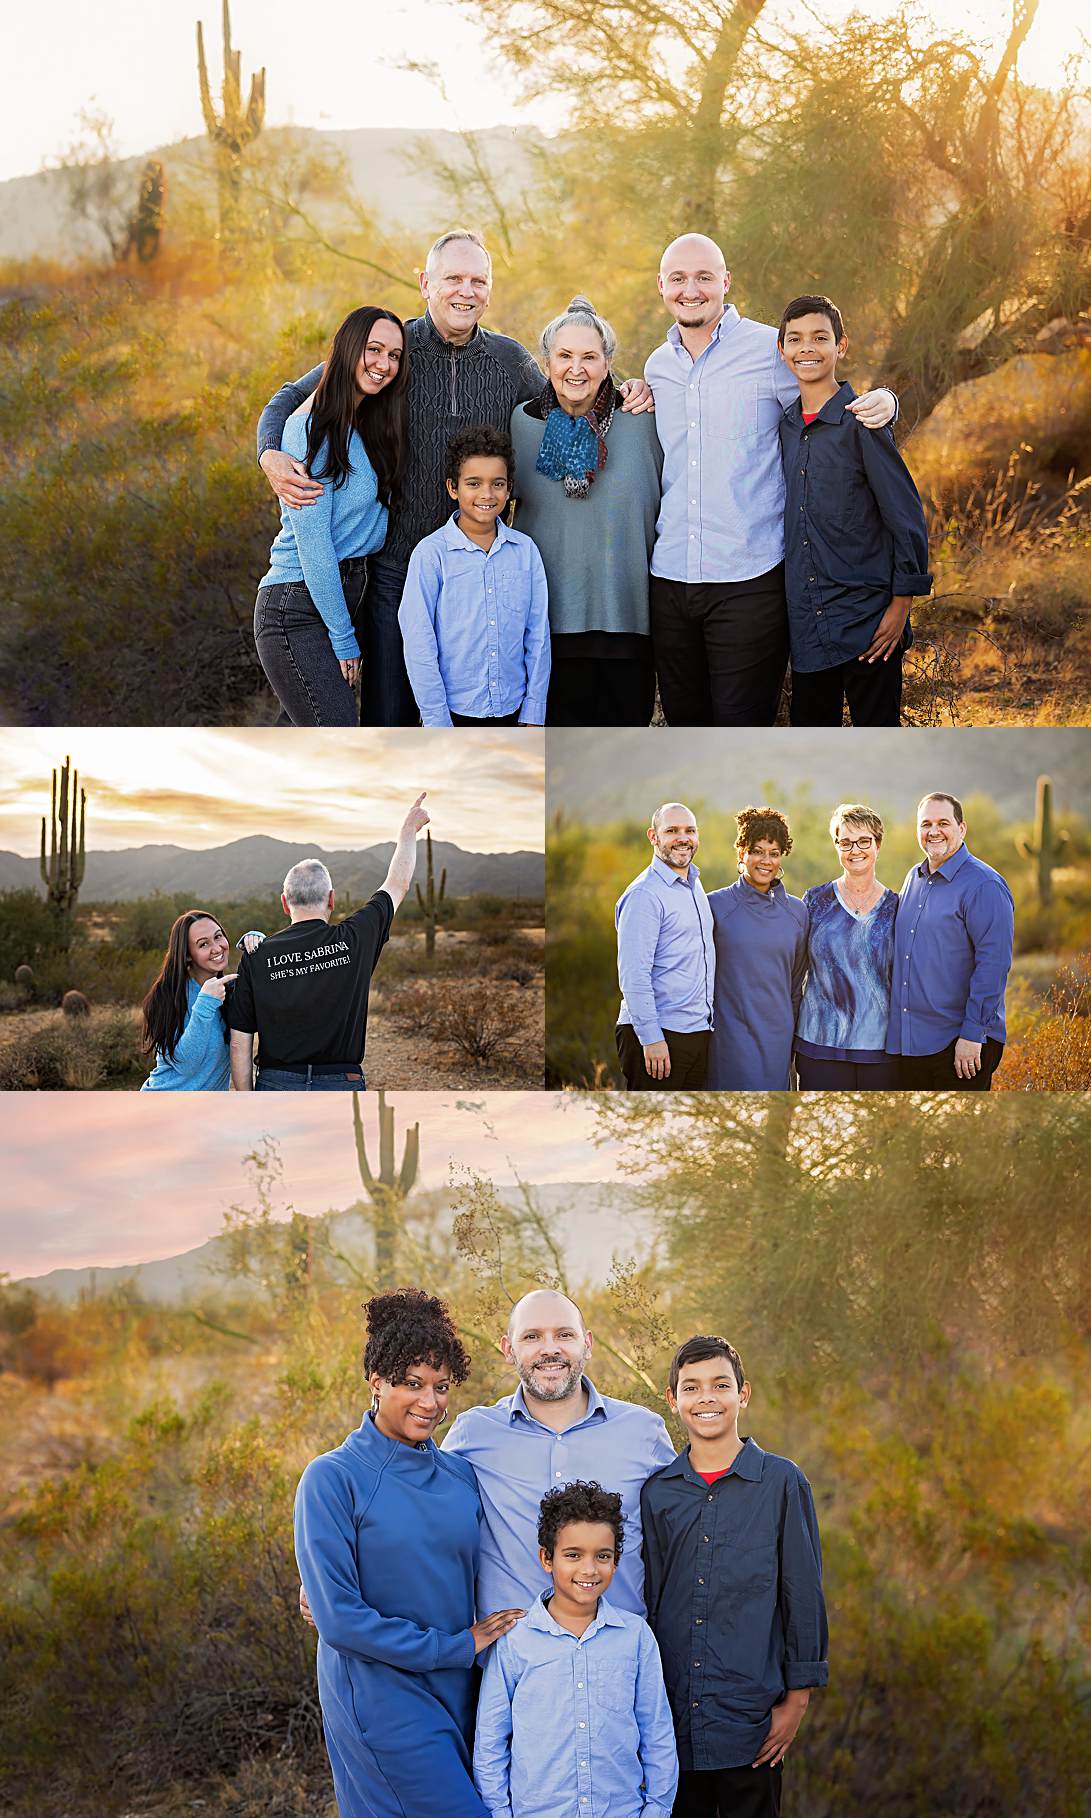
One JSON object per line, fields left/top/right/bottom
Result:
{"left": 510, "top": 298, "right": 663, "bottom": 725}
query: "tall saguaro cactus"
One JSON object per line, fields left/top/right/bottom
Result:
{"left": 196, "top": 0, "right": 265, "bottom": 250}
{"left": 40, "top": 756, "right": 86, "bottom": 942}
{"left": 353, "top": 1092, "right": 420, "bottom": 1288}
{"left": 415, "top": 830, "right": 447, "bottom": 960}
{"left": 1016, "top": 774, "right": 1068, "bottom": 906}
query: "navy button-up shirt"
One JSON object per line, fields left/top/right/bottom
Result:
{"left": 778, "top": 381, "right": 931, "bottom": 673}
{"left": 616, "top": 855, "right": 716, "bottom": 1044}
{"left": 886, "top": 843, "right": 1015, "bottom": 1054}
{"left": 640, "top": 1438, "right": 828, "bottom": 1772}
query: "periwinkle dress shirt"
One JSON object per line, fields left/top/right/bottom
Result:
{"left": 398, "top": 514, "right": 551, "bottom": 726}
{"left": 886, "top": 844, "right": 1015, "bottom": 1055}
{"left": 474, "top": 1594, "right": 679, "bottom": 1818}
{"left": 616, "top": 855, "right": 716, "bottom": 1045}
{"left": 644, "top": 308, "right": 799, "bottom": 584}
{"left": 443, "top": 1379, "right": 676, "bottom": 1617}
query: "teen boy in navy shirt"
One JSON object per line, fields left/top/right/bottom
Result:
{"left": 777, "top": 293, "right": 932, "bottom": 728}
{"left": 641, "top": 1338, "right": 828, "bottom": 1818}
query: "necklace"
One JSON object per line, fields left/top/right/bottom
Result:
{"left": 839, "top": 877, "right": 883, "bottom": 913}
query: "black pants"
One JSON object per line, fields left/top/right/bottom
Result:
{"left": 615, "top": 1024, "right": 710, "bottom": 1091}
{"left": 449, "top": 709, "right": 522, "bottom": 726}
{"left": 673, "top": 1763, "right": 782, "bottom": 1817}
{"left": 789, "top": 649, "right": 903, "bottom": 726}
{"left": 650, "top": 567, "right": 789, "bottom": 725}
{"left": 358, "top": 553, "right": 419, "bottom": 727}
{"left": 897, "top": 1037, "right": 1004, "bottom": 1091}
{"left": 547, "top": 651, "right": 656, "bottom": 726}
{"left": 796, "top": 1054, "right": 900, "bottom": 1090}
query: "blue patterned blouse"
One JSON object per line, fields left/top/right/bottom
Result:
{"left": 797, "top": 881, "right": 898, "bottom": 1063}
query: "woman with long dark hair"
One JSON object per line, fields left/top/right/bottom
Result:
{"left": 255, "top": 306, "right": 408, "bottom": 725}
{"left": 295, "top": 1288, "right": 522, "bottom": 1818}
{"left": 139, "top": 911, "right": 263, "bottom": 1091}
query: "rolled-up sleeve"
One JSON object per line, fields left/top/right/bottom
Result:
{"left": 779, "top": 1470, "right": 829, "bottom": 1690}
{"left": 960, "top": 877, "right": 1015, "bottom": 1044}
{"left": 617, "top": 887, "right": 666, "bottom": 1045}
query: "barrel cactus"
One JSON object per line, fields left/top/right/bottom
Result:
{"left": 61, "top": 990, "right": 91, "bottom": 1019}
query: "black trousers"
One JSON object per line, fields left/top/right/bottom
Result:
{"left": 615, "top": 1023, "right": 710, "bottom": 1091}
{"left": 897, "top": 1037, "right": 1004, "bottom": 1091}
{"left": 673, "top": 1763, "right": 782, "bottom": 1817}
{"left": 449, "top": 709, "right": 522, "bottom": 725}
{"left": 547, "top": 651, "right": 656, "bottom": 726}
{"left": 789, "top": 649, "right": 903, "bottom": 726}
{"left": 650, "top": 567, "right": 789, "bottom": 725}
{"left": 795, "top": 1054, "right": 900, "bottom": 1090}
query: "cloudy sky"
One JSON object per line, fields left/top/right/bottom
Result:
{"left": 5, "top": 0, "right": 1083, "bottom": 182}
{"left": 0, "top": 729, "right": 544, "bottom": 854}
{"left": 0, "top": 1093, "right": 625, "bottom": 1278}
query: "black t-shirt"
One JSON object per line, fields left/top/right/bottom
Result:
{"left": 226, "top": 891, "right": 394, "bottom": 1067}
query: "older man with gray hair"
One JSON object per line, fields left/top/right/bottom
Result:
{"left": 227, "top": 793, "right": 429, "bottom": 1090}
{"left": 615, "top": 801, "right": 715, "bottom": 1090}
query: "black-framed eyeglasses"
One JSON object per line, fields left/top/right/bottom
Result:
{"left": 835, "top": 836, "right": 876, "bottom": 851}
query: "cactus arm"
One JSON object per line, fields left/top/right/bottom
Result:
{"left": 196, "top": 22, "right": 219, "bottom": 137}
{"left": 438, "top": 867, "right": 447, "bottom": 902}
{"left": 398, "top": 1124, "right": 420, "bottom": 1196}
{"left": 352, "top": 1090, "right": 377, "bottom": 1191}
{"left": 379, "top": 1091, "right": 395, "bottom": 1183}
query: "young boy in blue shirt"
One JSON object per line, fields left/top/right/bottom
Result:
{"left": 641, "top": 1338, "right": 828, "bottom": 1818}
{"left": 776, "top": 293, "right": 932, "bottom": 729}
{"left": 474, "top": 1480, "right": 679, "bottom": 1818}
{"left": 398, "top": 424, "right": 550, "bottom": 728}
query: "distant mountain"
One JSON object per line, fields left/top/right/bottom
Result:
{"left": 17, "top": 1182, "right": 652, "bottom": 1302}
{"left": 0, "top": 833, "right": 543, "bottom": 902}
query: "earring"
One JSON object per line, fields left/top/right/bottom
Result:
{"left": 436, "top": 1407, "right": 449, "bottom": 1426}
{"left": 370, "top": 1394, "right": 379, "bottom": 1415}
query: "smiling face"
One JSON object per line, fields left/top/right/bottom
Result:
{"left": 186, "top": 917, "right": 229, "bottom": 983}
{"left": 658, "top": 234, "right": 731, "bottom": 329}
{"left": 369, "top": 1359, "right": 451, "bottom": 1447}
{"left": 778, "top": 310, "right": 846, "bottom": 389}
{"left": 353, "top": 318, "right": 404, "bottom": 397}
{"left": 540, "top": 1519, "right": 618, "bottom": 1615}
{"left": 667, "top": 1352, "right": 750, "bottom": 1447}
{"left": 446, "top": 452, "right": 510, "bottom": 528}
{"left": 545, "top": 324, "right": 609, "bottom": 417}
{"left": 648, "top": 804, "right": 699, "bottom": 874}
{"left": 740, "top": 836, "right": 783, "bottom": 893}
{"left": 420, "top": 237, "right": 492, "bottom": 342}
{"left": 502, "top": 1291, "right": 591, "bottom": 1406}
{"left": 834, "top": 820, "right": 879, "bottom": 884}
{"left": 918, "top": 797, "right": 967, "bottom": 870}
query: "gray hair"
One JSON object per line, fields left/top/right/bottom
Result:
{"left": 425, "top": 229, "right": 492, "bottom": 275}
{"left": 282, "top": 859, "right": 334, "bottom": 909}
{"left": 539, "top": 296, "right": 618, "bottom": 364}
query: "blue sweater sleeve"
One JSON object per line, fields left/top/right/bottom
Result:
{"left": 280, "top": 417, "right": 360, "bottom": 660}
{"left": 518, "top": 542, "right": 551, "bottom": 725}
{"left": 257, "top": 363, "right": 324, "bottom": 461}
{"left": 168, "top": 986, "right": 224, "bottom": 1074}
{"left": 398, "top": 539, "right": 452, "bottom": 727}
{"left": 294, "top": 1457, "right": 476, "bottom": 1672}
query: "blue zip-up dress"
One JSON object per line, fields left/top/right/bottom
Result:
{"left": 706, "top": 877, "right": 808, "bottom": 1089}
{"left": 295, "top": 1413, "right": 487, "bottom": 1818}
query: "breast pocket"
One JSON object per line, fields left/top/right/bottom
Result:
{"left": 591, "top": 1655, "right": 637, "bottom": 1714}
{"left": 707, "top": 373, "right": 760, "bottom": 441}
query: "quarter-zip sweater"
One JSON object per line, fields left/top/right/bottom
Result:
{"left": 257, "top": 313, "right": 543, "bottom": 566}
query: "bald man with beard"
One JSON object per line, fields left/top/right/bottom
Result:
{"left": 646, "top": 234, "right": 897, "bottom": 727}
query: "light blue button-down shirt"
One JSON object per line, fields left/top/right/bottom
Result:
{"left": 398, "top": 513, "right": 551, "bottom": 726}
{"left": 474, "top": 1593, "right": 679, "bottom": 1818}
{"left": 886, "top": 843, "right": 1015, "bottom": 1055}
{"left": 616, "top": 854, "right": 715, "bottom": 1044}
{"left": 443, "top": 1379, "right": 676, "bottom": 1617}
{"left": 644, "top": 307, "right": 799, "bottom": 584}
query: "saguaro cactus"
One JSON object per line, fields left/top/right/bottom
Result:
{"left": 1016, "top": 774, "right": 1068, "bottom": 906}
{"left": 415, "top": 830, "right": 447, "bottom": 960}
{"left": 196, "top": 0, "right": 265, "bottom": 249}
{"left": 40, "top": 757, "right": 86, "bottom": 939}
{"left": 353, "top": 1091, "right": 420, "bottom": 1287}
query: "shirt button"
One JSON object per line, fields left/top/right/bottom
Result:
{"left": 693, "top": 1701, "right": 699, "bottom": 1709}
{"left": 577, "top": 1681, "right": 584, "bottom": 1689}
{"left": 578, "top": 1721, "right": 586, "bottom": 1729}
{"left": 703, "top": 1535, "right": 709, "bottom": 1542}
{"left": 694, "top": 1659, "right": 701, "bottom": 1666}
{"left": 555, "top": 1471, "right": 563, "bottom": 1478}
{"left": 696, "top": 1617, "right": 703, "bottom": 1623}
{"left": 690, "top": 421, "right": 696, "bottom": 427}
{"left": 698, "top": 1578, "right": 704, "bottom": 1585}
{"left": 707, "top": 1494, "right": 713, "bottom": 1501}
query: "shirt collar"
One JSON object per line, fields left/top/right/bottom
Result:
{"left": 442, "top": 509, "right": 512, "bottom": 555}
{"left": 524, "top": 1591, "right": 627, "bottom": 1638}
{"left": 509, "top": 1375, "right": 606, "bottom": 1426}
{"left": 650, "top": 853, "right": 700, "bottom": 887}
{"left": 658, "top": 1434, "right": 764, "bottom": 1483}
{"left": 785, "top": 378, "right": 857, "bottom": 426}
{"left": 667, "top": 303, "right": 739, "bottom": 353}
{"left": 916, "top": 841, "right": 972, "bottom": 881}
{"left": 420, "top": 308, "right": 479, "bottom": 353}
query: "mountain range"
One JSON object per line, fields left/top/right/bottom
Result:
{"left": 0, "top": 833, "right": 543, "bottom": 902}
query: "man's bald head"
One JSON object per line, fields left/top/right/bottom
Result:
{"left": 659, "top": 233, "right": 727, "bottom": 278}
{"left": 502, "top": 1288, "right": 592, "bottom": 1405}
{"left": 658, "top": 235, "right": 731, "bottom": 332}
{"left": 507, "top": 1288, "right": 586, "bottom": 1341}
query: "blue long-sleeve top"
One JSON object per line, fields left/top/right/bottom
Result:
{"left": 616, "top": 855, "right": 715, "bottom": 1045}
{"left": 778, "top": 381, "right": 932, "bottom": 672}
{"left": 796, "top": 881, "right": 898, "bottom": 1062}
{"left": 706, "top": 878, "right": 808, "bottom": 1090}
{"left": 886, "top": 844, "right": 1015, "bottom": 1054}
{"left": 474, "top": 1594, "right": 679, "bottom": 1818}
{"left": 259, "top": 405, "right": 388, "bottom": 660}
{"left": 398, "top": 515, "right": 551, "bottom": 725}
{"left": 140, "top": 976, "right": 230, "bottom": 1091}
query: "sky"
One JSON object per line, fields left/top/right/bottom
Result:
{"left": 5, "top": 0, "right": 1085, "bottom": 182}
{"left": 0, "top": 1092, "right": 623, "bottom": 1278}
{"left": 0, "top": 729, "right": 544, "bottom": 854}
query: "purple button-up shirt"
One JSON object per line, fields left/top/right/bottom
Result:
{"left": 886, "top": 843, "right": 1015, "bottom": 1054}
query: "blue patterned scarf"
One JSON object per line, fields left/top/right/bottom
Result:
{"left": 534, "top": 378, "right": 616, "bottom": 498}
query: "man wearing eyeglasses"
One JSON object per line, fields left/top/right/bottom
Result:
{"left": 615, "top": 802, "right": 716, "bottom": 1089}
{"left": 886, "top": 793, "right": 1015, "bottom": 1090}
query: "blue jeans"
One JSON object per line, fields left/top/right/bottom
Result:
{"left": 359, "top": 553, "right": 420, "bottom": 726}
{"left": 254, "top": 557, "right": 367, "bottom": 726}
{"left": 256, "top": 1067, "right": 365, "bottom": 1091}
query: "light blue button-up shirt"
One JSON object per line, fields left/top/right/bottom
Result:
{"left": 398, "top": 514, "right": 550, "bottom": 726}
{"left": 886, "top": 844, "right": 1015, "bottom": 1055}
{"left": 616, "top": 854, "right": 715, "bottom": 1045}
{"left": 644, "top": 307, "right": 799, "bottom": 584}
{"left": 443, "top": 1379, "right": 676, "bottom": 1617}
{"left": 474, "top": 1593, "right": 679, "bottom": 1818}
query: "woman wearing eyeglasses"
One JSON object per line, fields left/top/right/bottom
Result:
{"left": 795, "top": 803, "right": 900, "bottom": 1089}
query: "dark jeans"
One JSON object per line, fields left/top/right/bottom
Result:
{"left": 651, "top": 567, "right": 789, "bottom": 725}
{"left": 256, "top": 1067, "right": 365, "bottom": 1091}
{"left": 615, "top": 1023, "right": 710, "bottom": 1091}
{"left": 450, "top": 709, "right": 522, "bottom": 726}
{"left": 897, "top": 1037, "right": 1004, "bottom": 1091}
{"left": 789, "top": 649, "right": 903, "bottom": 726}
{"left": 255, "top": 558, "right": 368, "bottom": 726}
{"left": 673, "top": 1763, "right": 782, "bottom": 1817}
{"left": 359, "top": 552, "right": 419, "bottom": 727}
{"left": 547, "top": 651, "right": 656, "bottom": 726}
{"left": 796, "top": 1053, "right": 901, "bottom": 1090}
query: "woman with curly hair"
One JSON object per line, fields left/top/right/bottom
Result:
{"left": 294, "top": 1288, "right": 523, "bottom": 1818}
{"left": 707, "top": 807, "right": 808, "bottom": 1090}
{"left": 139, "top": 911, "right": 263, "bottom": 1091}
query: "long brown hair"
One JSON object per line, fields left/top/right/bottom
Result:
{"left": 304, "top": 306, "right": 408, "bottom": 504}
{"left": 140, "top": 910, "right": 227, "bottom": 1060}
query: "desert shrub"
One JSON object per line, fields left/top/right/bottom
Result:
{"left": 383, "top": 978, "right": 531, "bottom": 1067}
{"left": 0, "top": 891, "right": 70, "bottom": 979}
{"left": 999, "top": 959, "right": 1091, "bottom": 1091}
{"left": 0, "top": 1008, "right": 143, "bottom": 1090}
